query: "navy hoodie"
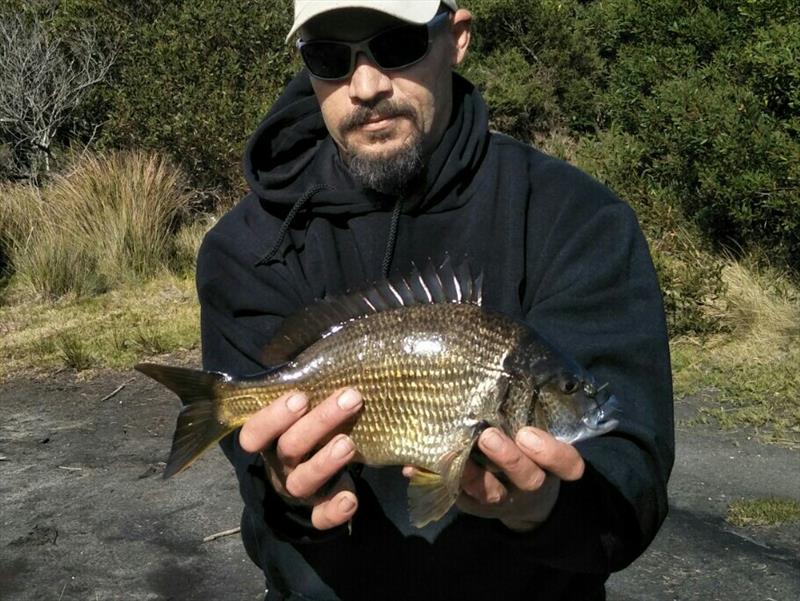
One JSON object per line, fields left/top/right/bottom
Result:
{"left": 196, "top": 71, "right": 674, "bottom": 601}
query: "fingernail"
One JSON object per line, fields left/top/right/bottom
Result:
{"left": 518, "top": 430, "right": 543, "bottom": 452}
{"left": 481, "top": 429, "right": 503, "bottom": 452}
{"left": 286, "top": 392, "right": 307, "bottom": 412}
{"left": 338, "top": 494, "right": 356, "bottom": 513}
{"left": 487, "top": 491, "right": 504, "bottom": 504}
{"left": 337, "top": 388, "right": 362, "bottom": 411}
{"left": 331, "top": 436, "right": 354, "bottom": 459}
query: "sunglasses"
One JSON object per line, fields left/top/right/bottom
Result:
{"left": 297, "top": 12, "right": 451, "bottom": 81}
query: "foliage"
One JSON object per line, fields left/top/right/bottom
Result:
{"left": 0, "top": 6, "right": 115, "bottom": 181}
{"left": 2, "top": 0, "right": 799, "bottom": 337}
{"left": 465, "top": 0, "right": 603, "bottom": 137}
{"left": 99, "top": 0, "right": 298, "bottom": 190}
{"left": 0, "top": 151, "right": 192, "bottom": 298}
{"left": 467, "top": 0, "right": 799, "bottom": 302}
{"left": 578, "top": 0, "right": 800, "bottom": 266}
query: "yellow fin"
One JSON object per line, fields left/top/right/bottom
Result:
{"left": 408, "top": 444, "right": 473, "bottom": 528}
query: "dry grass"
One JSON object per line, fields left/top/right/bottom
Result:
{"left": 0, "top": 152, "right": 217, "bottom": 376}
{"left": 672, "top": 260, "right": 800, "bottom": 443}
{"left": 1, "top": 151, "right": 192, "bottom": 299}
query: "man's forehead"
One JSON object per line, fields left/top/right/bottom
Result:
{"left": 300, "top": 8, "right": 409, "bottom": 42}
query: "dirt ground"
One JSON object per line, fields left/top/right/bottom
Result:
{"left": 1, "top": 367, "right": 798, "bottom": 601}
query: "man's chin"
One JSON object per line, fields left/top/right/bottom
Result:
{"left": 343, "top": 134, "right": 425, "bottom": 195}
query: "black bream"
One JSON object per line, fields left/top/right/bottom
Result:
{"left": 136, "top": 260, "right": 619, "bottom": 527}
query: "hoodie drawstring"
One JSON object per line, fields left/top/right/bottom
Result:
{"left": 382, "top": 197, "right": 402, "bottom": 278}
{"left": 256, "top": 184, "right": 328, "bottom": 267}
{"left": 257, "top": 185, "right": 401, "bottom": 277}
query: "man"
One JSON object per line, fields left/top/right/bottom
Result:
{"left": 197, "top": 1, "right": 674, "bottom": 600}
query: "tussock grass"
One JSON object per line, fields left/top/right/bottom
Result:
{"left": 0, "top": 274, "right": 200, "bottom": 380}
{"left": 726, "top": 498, "right": 800, "bottom": 528}
{"left": 1, "top": 151, "right": 192, "bottom": 299}
{"left": 672, "top": 260, "right": 800, "bottom": 443}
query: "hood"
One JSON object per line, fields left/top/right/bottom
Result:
{"left": 243, "top": 70, "right": 490, "bottom": 216}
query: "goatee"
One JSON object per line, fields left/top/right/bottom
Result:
{"left": 346, "top": 140, "right": 424, "bottom": 196}
{"left": 341, "top": 100, "right": 425, "bottom": 196}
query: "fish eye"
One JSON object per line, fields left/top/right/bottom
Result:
{"left": 560, "top": 377, "right": 580, "bottom": 394}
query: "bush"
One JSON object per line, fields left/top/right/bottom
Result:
{"left": 1, "top": 151, "right": 191, "bottom": 298}
{"left": 465, "top": 0, "right": 604, "bottom": 137}
{"left": 580, "top": 0, "right": 800, "bottom": 267}
{"left": 101, "top": 0, "right": 298, "bottom": 191}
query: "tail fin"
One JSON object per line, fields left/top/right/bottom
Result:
{"left": 135, "top": 363, "right": 234, "bottom": 479}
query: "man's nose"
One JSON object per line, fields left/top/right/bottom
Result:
{"left": 348, "top": 53, "right": 392, "bottom": 102}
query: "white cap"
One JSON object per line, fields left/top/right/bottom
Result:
{"left": 287, "top": 0, "right": 459, "bottom": 41}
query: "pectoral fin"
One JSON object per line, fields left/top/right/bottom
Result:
{"left": 408, "top": 443, "right": 474, "bottom": 528}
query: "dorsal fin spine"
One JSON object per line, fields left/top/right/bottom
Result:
{"left": 262, "top": 257, "right": 483, "bottom": 365}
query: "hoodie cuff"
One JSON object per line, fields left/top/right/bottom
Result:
{"left": 491, "top": 461, "right": 641, "bottom": 574}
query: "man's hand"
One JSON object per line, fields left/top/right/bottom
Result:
{"left": 455, "top": 427, "right": 585, "bottom": 531}
{"left": 239, "top": 387, "right": 363, "bottom": 530}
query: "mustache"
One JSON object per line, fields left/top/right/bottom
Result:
{"left": 342, "top": 100, "right": 417, "bottom": 132}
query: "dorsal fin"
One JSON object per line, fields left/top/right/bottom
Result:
{"left": 263, "top": 256, "right": 482, "bottom": 365}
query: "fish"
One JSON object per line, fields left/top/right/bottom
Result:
{"left": 135, "top": 259, "right": 619, "bottom": 527}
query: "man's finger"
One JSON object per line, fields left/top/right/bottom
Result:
{"left": 310, "top": 474, "right": 358, "bottom": 530}
{"left": 460, "top": 458, "right": 507, "bottom": 504}
{"left": 478, "top": 428, "right": 546, "bottom": 491}
{"left": 277, "top": 388, "right": 363, "bottom": 466}
{"left": 284, "top": 434, "right": 356, "bottom": 499}
{"left": 516, "top": 427, "right": 585, "bottom": 481}
{"left": 239, "top": 391, "right": 308, "bottom": 453}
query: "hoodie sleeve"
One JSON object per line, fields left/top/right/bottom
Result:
{"left": 196, "top": 212, "right": 350, "bottom": 545}
{"left": 517, "top": 158, "right": 674, "bottom": 573}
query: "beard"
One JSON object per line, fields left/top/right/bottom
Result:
{"left": 340, "top": 100, "right": 425, "bottom": 196}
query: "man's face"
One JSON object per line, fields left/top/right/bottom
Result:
{"left": 301, "top": 9, "right": 472, "bottom": 192}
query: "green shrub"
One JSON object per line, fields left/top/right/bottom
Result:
{"left": 102, "top": 0, "right": 298, "bottom": 190}
{"left": 586, "top": 1, "right": 799, "bottom": 266}
{"left": 466, "top": 0, "right": 603, "bottom": 135}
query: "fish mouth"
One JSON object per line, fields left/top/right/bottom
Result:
{"left": 580, "top": 394, "right": 620, "bottom": 435}
{"left": 552, "top": 394, "right": 620, "bottom": 445}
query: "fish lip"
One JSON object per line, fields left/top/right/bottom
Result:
{"left": 581, "top": 394, "right": 621, "bottom": 434}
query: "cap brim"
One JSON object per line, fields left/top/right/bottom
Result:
{"left": 286, "top": 0, "right": 441, "bottom": 41}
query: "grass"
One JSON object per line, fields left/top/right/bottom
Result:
{"left": 0, "top": 151, "right": 207, "bottom": 379}
{"left": 0, "top": 151, "right": 192, "bottom": 299}
{"left": 672, "top": 260, "right": 800, "bottom": 444}
{"left": 0, "top": 273, "right": 200, "bottom": 381}
{"left": 726, "top": 498, "right": 800, "bottom": 528}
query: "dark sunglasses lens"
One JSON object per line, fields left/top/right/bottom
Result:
{"left": 300, "top": 42, "right": 351, "bottom": 79}
{"left": 370, "top": 25, "right": 429, "bottom": 69}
